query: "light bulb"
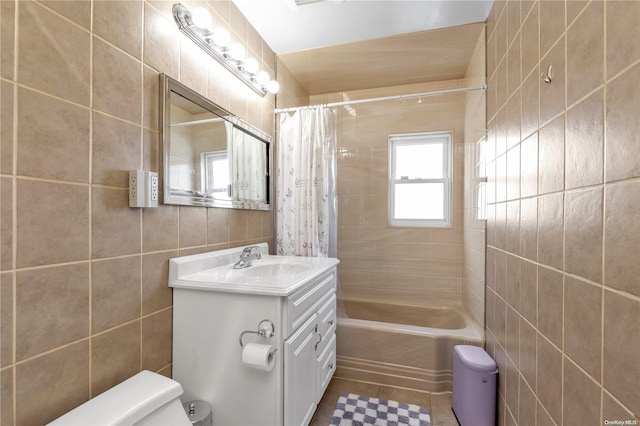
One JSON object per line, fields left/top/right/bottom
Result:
{"left": 211, "top": 28, "right": 230, "bottom": 47}
{"left": 191, "top": 7, "right": 212, "bottom": 29}
{"left": 242, "top": 57, "right": 259, "bottom": 74}
{"left": 228, "top": 43, "right": 246, "bottom": 61}
{"left": 267, "top": 80, "right": 280, "bottom": 94}
{"left": 255, "top": 71, "right": 270, "bottom": 86}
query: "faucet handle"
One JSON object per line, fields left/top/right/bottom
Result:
{"left": 241, "top": 245, "right": 261, "bottom": 258}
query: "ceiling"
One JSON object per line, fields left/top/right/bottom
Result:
{"left": 278, "top": 23, "right": 485, "bottom": 94}
{"left": 232, "top": 0, "right": 492, "bottom": 95}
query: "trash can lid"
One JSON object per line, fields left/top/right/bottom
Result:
{"left": 183, "top": 400, "right": 212, "bottom": 426}
{"left": 454, "top": 345, "right": 497, "bottom": 373}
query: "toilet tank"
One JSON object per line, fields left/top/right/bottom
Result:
{"left": 48, "top": 371, "right": 191, "bottom": 426}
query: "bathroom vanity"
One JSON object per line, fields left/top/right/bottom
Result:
{"left": 169, "top": 244, "right": 339, "bottom": 426}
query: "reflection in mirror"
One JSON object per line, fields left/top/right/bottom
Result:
{"left": 161, "top": 74, "right": 271, "bottom": 210}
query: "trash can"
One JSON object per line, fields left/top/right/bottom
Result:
{"left": 183, "top": 400, "right": 213, "bottom": 426}
{"left": 451, "top": 345, "right": 498, "bottom": 426}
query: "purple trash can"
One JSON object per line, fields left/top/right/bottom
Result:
{"left": 451, "top": 345, "right": 498, "bottom": 426}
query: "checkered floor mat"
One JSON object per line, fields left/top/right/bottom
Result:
{"left": 329, "top": 392, "right": 431, "bottom": 426}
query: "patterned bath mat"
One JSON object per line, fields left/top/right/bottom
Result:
{"left": 330, "top": 392, "right": 431, "bottom": 426}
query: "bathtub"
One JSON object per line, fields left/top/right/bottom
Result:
{"left": 335, "top": 298, "right": 482, "bottom": 392}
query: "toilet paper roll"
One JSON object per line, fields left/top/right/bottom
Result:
{"left": 242, "top": 343, "right": 276, "bottom": 371}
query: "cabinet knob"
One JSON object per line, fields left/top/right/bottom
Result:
{"left": 328, "top": 320, "right": 334, "bottom": 326}
{"left": 329, "top": 363, "right": 334, "bottom": 369}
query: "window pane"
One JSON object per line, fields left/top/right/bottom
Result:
{"left": 394, "top": 143, "right": 443, "bottom": 179}
{"left": 203, "top": 152, "right": 230, "bottom": 200}
{"left": 394, "top": 182, "right": 444, "bottom": 220}
{"left": 210, "top": 157, "right": 229, "bottom": 192}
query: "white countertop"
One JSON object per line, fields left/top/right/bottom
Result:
{"left": 169, "top": 244, "right": 339, "bottom": 296}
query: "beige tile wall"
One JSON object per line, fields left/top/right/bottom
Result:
{"left": 486, "top": 0, "right": 640, "bottom": 423}
{"left": 311, "top": 80, "right": 466, "bottom": 307}
{"left": 463, "top": 27, "right": 487, "bottom": 330}
{"left": 275, "top": 58, "right": 310, "bottom": 110}
{"left": 0, "top": 1, "right": 275, "bottom": 424}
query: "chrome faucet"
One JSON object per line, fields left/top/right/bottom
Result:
{"left": 233, "top": 246, "right": 262, "bottom": 269}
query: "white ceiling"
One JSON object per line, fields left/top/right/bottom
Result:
{"left": 231, "top": 0, "right": 493, "bottom": 55}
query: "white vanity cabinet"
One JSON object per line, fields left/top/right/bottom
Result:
{"left": 284, "top": 273, "right": 337, "bottom": 426}
{"left": 169, "top": 244, "right": 338, "bottom": 426}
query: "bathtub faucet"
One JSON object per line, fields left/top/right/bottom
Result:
{"left": 233, "top": 246, "right": 262, "bottom": 269}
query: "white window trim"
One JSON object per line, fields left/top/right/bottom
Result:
{"left": 388, "top": 131, "right": 453, "bottom": 228}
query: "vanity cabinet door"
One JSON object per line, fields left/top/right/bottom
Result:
{"left": 317, "top": 334, "right": 336, "bottom": 399}
{"left": 284, "top": 313, "right": 319, "bottom": 426}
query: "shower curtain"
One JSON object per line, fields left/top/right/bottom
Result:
{"left": 276, "top": 107, "right": 337, "bottom": 258}
{"left": 227, "top": 122, "right": 267, "bottom": 202}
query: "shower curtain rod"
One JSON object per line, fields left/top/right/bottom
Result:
{"left": 273, "top": 84, "right": 487, "bottom": 114}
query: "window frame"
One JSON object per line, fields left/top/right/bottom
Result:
{"left": 388, "top": 131, "right": 453, "bottom": 228}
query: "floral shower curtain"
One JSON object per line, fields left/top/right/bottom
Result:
{"left": 227, "top": 122, "right": 267, "bottom": 202}
{"left": 276, "top": 107, "right": 337, "bottom": 257}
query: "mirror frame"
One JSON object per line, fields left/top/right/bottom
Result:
{"left": 160, "top": 74, "right": 272, "bottom": 210}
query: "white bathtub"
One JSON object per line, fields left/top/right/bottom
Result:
{"left": 335, "top": 298, "right": 482, "bottom": 392}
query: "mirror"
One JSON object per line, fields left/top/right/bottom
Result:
{"left": 161, "top": 74, "right": 271, "bottom": 210}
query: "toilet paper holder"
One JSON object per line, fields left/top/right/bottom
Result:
{"left": 239, "top": 319, "right": 276, "bottom": 349}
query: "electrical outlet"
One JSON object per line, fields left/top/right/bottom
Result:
{"left": 129, "top": 170, "right": 145, "bottom": 208}
{"left": 146, "top": 171, "right": 159, "bottom": 208}
{"left": 130, "top": 170, "right": 159, "bottom": 208}
{"left": 150, "top": 174, "right": 158, "bottom": 201}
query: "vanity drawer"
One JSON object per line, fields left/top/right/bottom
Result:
{"left": 315, "top": 294, "right": 336, "bottom": 354}
{"left": 286, "top": 271, "right": 336, "bottom": 334}
{"left": 317, "top": 334, "right": 336, "bottom": 398}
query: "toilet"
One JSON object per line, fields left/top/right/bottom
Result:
{"left": 48, "top": 370, "right": 191, "bottom": 426}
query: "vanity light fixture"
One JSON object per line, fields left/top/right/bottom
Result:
{"left": 172, "top": 3, "right": 279, "bottom": 97}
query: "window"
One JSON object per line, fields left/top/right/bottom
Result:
{"left": 201, "top": 151, "right": 230, "bottom": 200}
{"left": 389, "top": 132, "right": 452, "bottom": 228}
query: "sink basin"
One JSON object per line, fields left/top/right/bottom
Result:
{"left": 189, "top": 257, "right": 315, "bottom": 284}
{"left": 241, "top": 261, "right": 312, "bottom": 277}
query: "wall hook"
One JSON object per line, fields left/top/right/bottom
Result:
{"left": 541, "top": 65, "right": 553, "bottom": 84}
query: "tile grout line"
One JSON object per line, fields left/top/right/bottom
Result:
{"left": 88, "top": 0, "right": 94, "bottom": 399}
{"left": 140, "top": 1, "right": 147, "bottom": 375}
{"left": 11, "top": 0, "right": 20, "bottom": 422}
{"left": 600, "top": 1, "right": 608, "bottom": 420}
{"left": 560, "top": 2, "right": 568, "bottom": 417}
{"left": 32, "top": 0, "right": 88, "bottom": 34}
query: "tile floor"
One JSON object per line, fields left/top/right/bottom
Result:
{"left": 310, "top": 377, "right": 460, "bottom": 426}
